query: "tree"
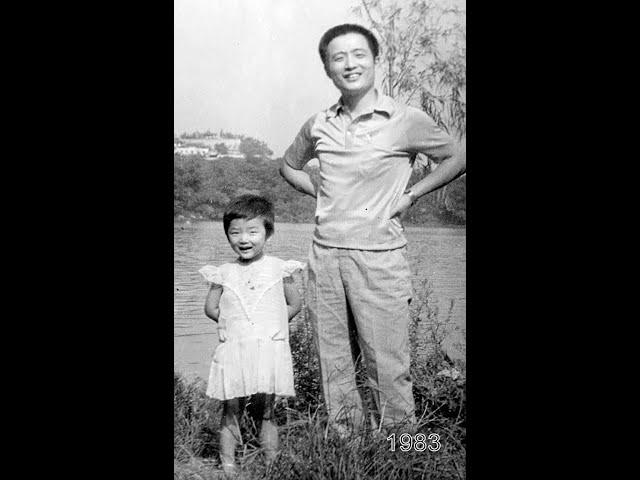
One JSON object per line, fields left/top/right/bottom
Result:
{"left": 173, "top": 155, "right": 460, "bottom": 225}
{"left": 239, "top": 136, "right": 273, "bottom": 161}
{"left": 214, "top": 143, "right": 229, "bottom": 155}
{"left": 354, "top": 0, "right": 465, "bottom": 215}
{"left": 354, "top": 0, "right": 465, "bottom": 140}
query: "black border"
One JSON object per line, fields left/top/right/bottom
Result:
{"left": 464, "top": 3, "right": 607, "bottom": 477}
{"left": 27, "top": 1, "right": 610, "bottom": 478}
{"left": 32, "top": 2, "right": 176, "bottom": 477}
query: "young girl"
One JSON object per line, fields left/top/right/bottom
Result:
{"left": 199, "top": 195, "right": 304, "bottom": 473}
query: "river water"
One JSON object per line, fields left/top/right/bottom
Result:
{"left": 174, "top": 221, "right": 466, "bottom": 381}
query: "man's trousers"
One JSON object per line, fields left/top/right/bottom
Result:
{"left": 307, "top": 242, "right": 416, "bottom": 428}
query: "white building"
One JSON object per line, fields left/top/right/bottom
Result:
{"left": 174, "top": 145, "right": 210, "bottom": 156}
{"left": 174, "top": 135, "right": 244, "bottom": 159}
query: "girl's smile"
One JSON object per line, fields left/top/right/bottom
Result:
{"left": 227, "top": 217, "right": 269, "bottom": 262}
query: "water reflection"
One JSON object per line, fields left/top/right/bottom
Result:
{"left": 174, "top": 221, "right": 465, "bottom": 380}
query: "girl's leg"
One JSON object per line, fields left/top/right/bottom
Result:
{"left": 220, "top": 398, "right": 243, "bottom": 473}
{"left": 257, "top": 394, "right": 278, "bottom": 463}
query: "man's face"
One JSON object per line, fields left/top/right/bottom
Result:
{"left": 325, "top": 32, "right": 377, "bottom": 97}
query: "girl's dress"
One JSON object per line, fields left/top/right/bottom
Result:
{"left": 199, "top": 255, "right": 305, "bottom": 400}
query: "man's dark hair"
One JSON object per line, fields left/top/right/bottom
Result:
{"left": 318, "top": 23, "right": 380, "bottom": 67}
{"left": 223, "top": 194, "right": 275, "bottom": 238}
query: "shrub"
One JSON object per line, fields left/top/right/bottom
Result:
{"left": 174, "top": 283, "right": 466, "bottom": 478}
{"left": 173, "top": 373, "right": 221, "bottom": 462}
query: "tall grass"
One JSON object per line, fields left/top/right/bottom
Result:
{"left": 174, "top": 283, "right": 466, "bottom": 479}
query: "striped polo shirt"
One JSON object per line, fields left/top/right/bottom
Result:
{"left": 283, "top": 92, "right": 456, "bottom": 250}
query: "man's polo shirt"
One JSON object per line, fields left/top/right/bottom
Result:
{"left": 283, "top": 93, "right": 456, "bottom": 250}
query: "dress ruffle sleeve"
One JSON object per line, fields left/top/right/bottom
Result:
{"left": 282, "top": 260, "right": 306, "bottom": 277}
{"left": 199, "top": 265, "right": 223, "bottom": 285}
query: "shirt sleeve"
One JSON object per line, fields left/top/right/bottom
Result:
{"left": 404, "top": 107, "right": 457, "bottom": 164}
{"left": 282, "top": 260, "right": 306, "bottom": 277}
{"left": 282, "top": 114, "right": 317, "bottom": 170}
{"left": 199, "top": 265, "right": 222, "bottom": 285}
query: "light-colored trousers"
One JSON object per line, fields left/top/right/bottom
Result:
{"left": 307, "top": 242, "right": 416, "bottom": 428}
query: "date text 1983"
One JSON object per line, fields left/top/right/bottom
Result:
{"left": 386, "top": 433, "right": 441, "bottom": 452}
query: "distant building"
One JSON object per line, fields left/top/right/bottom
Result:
{"left": 174, "top": 145, "right": 209, "bottom": 156}
{"left": 174, "top": 134, "right": 244, "bottom": 160}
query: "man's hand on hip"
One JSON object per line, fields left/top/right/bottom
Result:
{"left": 389, "top": 193, "right": 413, "bottom": 220}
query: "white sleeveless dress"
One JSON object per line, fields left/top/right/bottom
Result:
{"left": 199, "top": 255, "right": 305, "bottom": 400}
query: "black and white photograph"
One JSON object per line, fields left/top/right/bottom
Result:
{"left": 174, "top": 1, "right": 466, "bottom": 478}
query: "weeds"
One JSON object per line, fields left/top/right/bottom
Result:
{"left": 174, "top": 374, "right": 221, "bottom": 462}
{"left": 174, "top": 283, "right": 466, "bottom": 479}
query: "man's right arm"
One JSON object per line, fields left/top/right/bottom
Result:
{"left": 279, "top": 115, "right": 317, "bottom": 198}
{"left": 279, "top": 161, "right": 317, "bottom": 198}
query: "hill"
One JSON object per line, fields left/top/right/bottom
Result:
{"left": 174, "top": 155, "right": 465, "bottom": 226}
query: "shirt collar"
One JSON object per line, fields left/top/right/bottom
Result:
{"left": 325, "top": 90, "right": 396, "bottom": 119}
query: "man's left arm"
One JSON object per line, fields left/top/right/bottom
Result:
{"left": 391, "top": 144, "right": 466, "bottom": 217}
{"left": 391, "top": 110, "right": 466, "bottom": 218}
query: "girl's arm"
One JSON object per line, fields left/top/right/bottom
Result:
{"left": 205, "top": 285, "right": 227, "bottom": 342}
{"left": 204, "top": 285, "right": 222, "bottom": 321}
{"left": 283, "top": 276, "right": 302, "bottom": 321}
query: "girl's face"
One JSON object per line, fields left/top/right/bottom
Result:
{"left": 227, "top": 217, "right": 268, "bottom": 262}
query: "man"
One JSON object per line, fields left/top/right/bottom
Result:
{"left": 280, "top": 24, "right": 465, "bottom": 430}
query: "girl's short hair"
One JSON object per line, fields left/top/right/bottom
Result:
{"left": 223, "top": 194, "right": 275, "bottom": 238}
{"left": 318, "top": 23, "right": 380, "bottom": 67}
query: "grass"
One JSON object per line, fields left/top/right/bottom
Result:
{"left": 174, "top": 282, "right": 466, "bottom": 479}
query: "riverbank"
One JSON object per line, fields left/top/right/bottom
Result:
{"left": 174, "top": 213, "right": 466, "bottom": 229}
{"left": 174, "top": 288, "right": 466, "bottom": 479}
{"left": 175, "top": 221, "right": 466, "bottom": 381}
{"left": 175, "top": 155, "right": 466, "bottom": 226}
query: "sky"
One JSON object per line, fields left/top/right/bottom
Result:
{"left": 174, "top": 0, "right": 362, "bottom": 157}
